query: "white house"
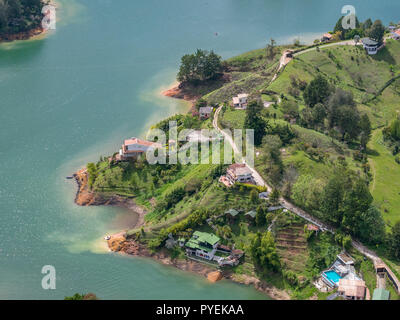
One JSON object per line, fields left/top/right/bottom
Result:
{"left": 232, "top": 93, "right": 249, "bottom": 109}
{"left": 226, "top": 163, "right": 253, "bottom": 184}
{"left": 362, "top": 38, "right": 379, "bottom": 55}
{"left": 199, "top": 106, "right": 213, "bottom": 119}
{"left": 321, "top": 33, "right": 333, "bottom": 42}
{"left": 119, "top": 137, "right": 162, "bottom": 160}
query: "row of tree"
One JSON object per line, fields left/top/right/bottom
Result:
{"left": 291, "top": 164, "right": 386, "bottom": 245}
{"left": 333, "top": 17, "right": 386, "bottom": 44}
{"left": 300, "top": 76, "right": 372, "bottom": 147}
{"left": 177, "top": 49, "right": 223, "bottom": 83}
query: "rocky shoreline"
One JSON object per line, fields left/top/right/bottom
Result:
{"left": 106, "top": 234, "right": 290, "bottom": 300}
{"left": 0, "top": 27, "right": 45, "bottom": 43}
{"left": 72, "top": 85, "right": 291, "bottom": 300}
{"left": 73, "top": 168, "right": 148, "bottom": 228}
{"left": 162, "top": 82, "right": 199, "bottom": 102}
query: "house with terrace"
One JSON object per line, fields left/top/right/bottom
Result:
{"left": 226, "top": 163, "right": 254, "bottom": 184}
{"left": 185, "top": 231, "right": 220, "bottom": 261}
{"left": 199, "top": 106, "right": 213, "bottom": 119}
{"left": 232, "top": 93, "right": 249, "bottom": 109}
{"left": 321, "top": 33, "right": 333, "bottom": 42}
{"left": 117, "top": 137, "right": 162, "bottom": 161}
{"left": 362, "top": 37, "right": 381, "bottom": 55}
{"left": 338, "top": 279, "right": 367, "bottom": 300}
{"left": 320, "top": 252, "right": 363, "bottom": 291}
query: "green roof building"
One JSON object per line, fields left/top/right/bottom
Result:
{"left": 225, "top": 209, "right": 239, "bottom": 217}
{"left": 372, "top": 288, "right": 390, "bottom": 300}
{"left": 185, "top": 231, "right": 221, "bottom": 260}
{"left": 245, "top": 210, "right": 257, "bottom": 219}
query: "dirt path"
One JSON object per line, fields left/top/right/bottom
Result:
{"left": 212, "top": 42, "right": 400, "bottom": 292}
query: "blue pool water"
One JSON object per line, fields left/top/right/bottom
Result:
{"left": 324, "top": 270, "right": 341, "bottom": 284}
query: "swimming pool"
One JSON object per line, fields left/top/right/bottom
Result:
{"left": 323, "top": 270, "right": 341, "bottom": 285}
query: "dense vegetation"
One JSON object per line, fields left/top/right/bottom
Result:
{"left": 86, "top": 18, "right": 400, "bottom": 298}
{"left": 0, "top": 0, "right": 45, "bottom": 37}
{"left": 177, "top": 49, "right": 223, "bottom": 84}
{"left": 333, "top": 17, "right": 385, "bottom": 44}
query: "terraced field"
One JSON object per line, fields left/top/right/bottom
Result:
{"left": 275, "top": 224, "right": 309, "bottom": 272}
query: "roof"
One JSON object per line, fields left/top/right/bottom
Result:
{"left": 393, "top": 29, "right": 400, "bottom": 36}
{"left": 245, "top": 210, "right": 257, "bottom": 218}
{"left": 362, "top": 37, "right": 378, "bottom": 46}
{"left": 124, "top": 137, "right": 160, "bottom": 147}
{"left": 372, "top": 288, "right": 390, "bottom": 300}
{"left": 193, "top": 231, "right": 220, "bottom": 246}
{"left": 225, "top": 209, "right": 239, "bottom": 217}
{"left": 233, "top": 97, "right": 239, "bottom": 104}
{"left": 306, "top": 224, "right": 320, "bottom": 231}
{"left": 338, "top": 279, "right": 366, "bottom": 298}
{"left": 337, "top": 252, "right": 354, "bottom": 265}
{"left": 322, "top": 33, "right": 333, "bottom": 39}
{"left": 199, "top": 106, "right": 213, "bottom": 114}
{"left": 228, "top": 163, "right": 252, "bottom": 176}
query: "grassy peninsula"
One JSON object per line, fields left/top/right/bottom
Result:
{"left": 75, "top": 19, "right": 400, "bottom": 300}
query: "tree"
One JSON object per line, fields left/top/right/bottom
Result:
{"left": 342, "top": 178, "right": 373, "bottom": 234}
{"left": 250, "top": 189, "right": 259, "bottom": 204}
{"left": 250, "top": 232, "right": 280, "bottom": 273}
{"left": 362, "top": 18, "right": 373, "bottom": 31}
{"left": 177, "top": 49, "right": 222, "bottom": 83}
{"left": 333, "top": 15, "right": 361, "bottom": 40}
{"left": 256, "top": 206, "right": 266, "bottom": 226}
{"left": 281, "top": 100, "right": 299, "bottom": 119}
{"left": 327, "top": 88, "right": 360, "bottom": 141}
{"left": 389, "top": 222, "right": 400, "bottom": 259}
{"left": 87, "top": 162, "right": 98, "bottom": 189}
{"left": 321, "top": 170, "right": 348, "bottom": 224}
{"left": 383, "top": 118, "right": 400, "bottom": 141}
{"left": 261, "top": 135, "right": 283, "bottom": 186}
{"left": 244, "top": 100, "right": 269, "bottom": 145}
{"left": 358, "top": 206, "right": 386, "bottom": 245}
{"left": 337, "top": 105, "right": 361, "bottom": 141}
{"left": 259, "top": 232, "right": 281, "bottom": 272}
{"left": 303, "top": 76, "right": 332, "bottom": 108}
{"left": 368, "top": 20, "right": 385, "bottom": 44}
{"left": 269, "top": 188, "right": 280, "bottom": 205}
{"left": 359, "top": 114, "right": 372, "bottom": 149}
{"left": 0, "top": 0, "right": 44, "bottom": 36}
{"left": 266, "top": 38, "right": 277, "bottom": 60}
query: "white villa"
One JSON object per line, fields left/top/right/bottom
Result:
{"left": 226, "top": 163, "right": 253, "bottom": 184}
{"left": 232, "top": 93, "right": 249, "bottom": 109}
{"left": 199, "top": 106, "right": 213, "bottom": 119}
{"left": 118, "top": 137, "right": 161, "bottom": 160}
{"left": 362, "top": 38, "right": 380, "bottom": 55}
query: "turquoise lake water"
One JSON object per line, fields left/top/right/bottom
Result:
{"left": 0, "top": 0, "right": 399, "bottom": 299}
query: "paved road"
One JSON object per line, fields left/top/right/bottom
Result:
{"left": 211, "top": 41, "right": 400, "bottom": 291}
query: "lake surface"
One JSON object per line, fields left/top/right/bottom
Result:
{"left": 1, "top": 0, "right": 399, "bottom": 300}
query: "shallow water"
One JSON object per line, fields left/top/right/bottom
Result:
{"left": 1, "top": 0, "right": 399, "bottom": 299}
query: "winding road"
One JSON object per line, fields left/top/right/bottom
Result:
{"left": 212, "top": 42, "right": 400, "bottom": 292}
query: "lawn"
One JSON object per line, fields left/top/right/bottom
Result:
{"left": 368, "top": 129, "right": 400, "bottom": 226}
